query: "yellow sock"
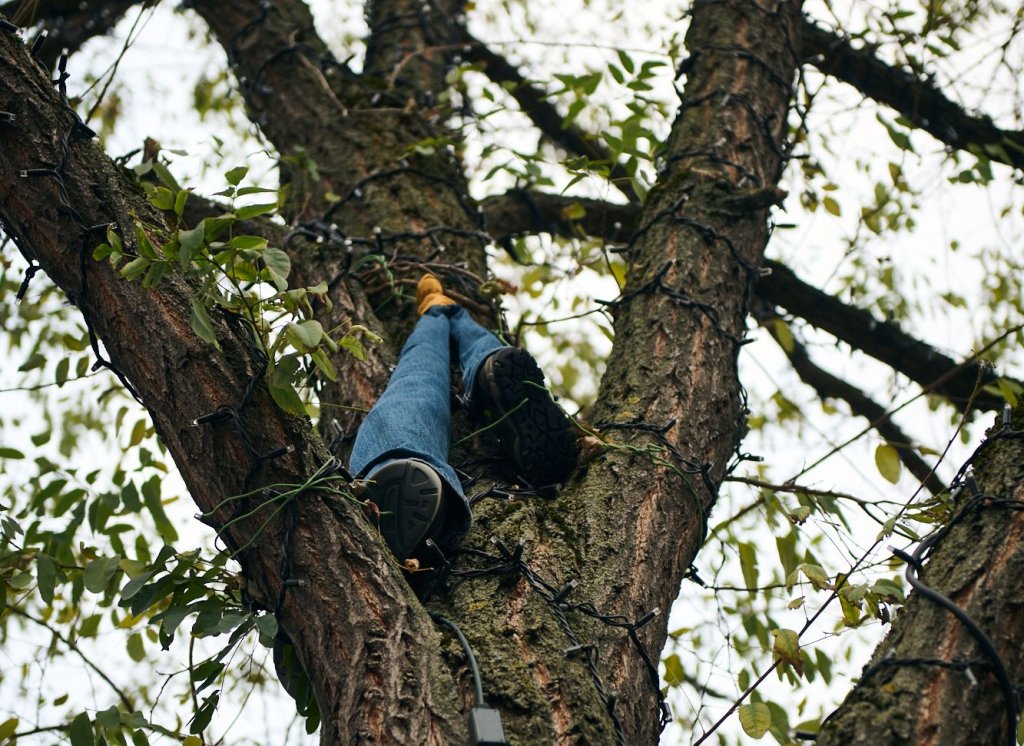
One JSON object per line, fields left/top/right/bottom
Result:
{"left": 416, "top": 273, "right": 457, "bottom": 315}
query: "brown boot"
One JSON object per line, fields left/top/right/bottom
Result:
{"left": 416, "top": 273, "right": 457, "bottom": 315}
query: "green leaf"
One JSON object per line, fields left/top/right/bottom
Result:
{"left": 738, "top": 542, "right": 758, "bottom": 589}
{"left": 771, "top": 318, "right": 794, "bottom": 353}
{"left": 84, "top": 556, "right": 120, "bottom": 593}
{"left": 190, "top": 691, "right": 220, "bottom": 734}
{"left": 236, "top": 202, "right": 277, "bottom": 220}
{"left": 340, "top": 334, "right": 366, "bottom": 361}
{"left": 229, "top": 235, "right": 268, "bottom": 250}
{"left": 996, "top": 378, "right": 1021, "bottom": 406}
{"left": 120, "top": 256, "right": 151, "bottom": 281}
{"left": 190, "top": 300, "right": 220, "bottom": 349}
{"left": 174, "top": 189, "right": 189, "bottom": 218}
{"left": 776, "top": 530, "right": 799, "bottom": 580}
{"left": 269, "top": 356, "right": 306, "bottom": 416}
{"left": 142, "top": 476, "right": 179, "bottom": 544}
{"left": 255, "top": 614, "right": 278, "bottom": 646}
{"left": 127, "top": 632, "right": 145, "bottom": 662}
{"left": 286, "top": 320, "right": 324, "bottom": 352}
{"left": 662, "top": 653, "right": 684, "bottom": 686}
{"left": 310, "top": 349, "right": 337, "bottom": 381}
{"left": 69, "top": 712, "right": 95, "bottom": 746}
{"left": 150, "top": 186, "right": 175, "bottom": 211}
{"left": 129, "top": 419, "right": 148, "bottom": 447}
{"left": 236, "top": 185, "right": 276, "bottom": 196}
{"left": 562, "top": 99, "right": 586, "bottom": 129}
{"left": 839, "top": 591, "right": 862, "bottom": 626}
{"left": 120, "top": 568, "right": 157, "bottom": 601}
{"left": 738, "top": 702, "right": 772, "bottom": 739}
{"left": 80, "top": 614, "right": 102, "bottom": 637}
{"left": 616, "top": 49, "right": 635, "bottom": 74}
{"left": 789, "top": 504, "right": 811, "bottom": 524}
{"left": 95, "top": 706, "right": 120, "bottom": 729}
{"left": 203, "top": 214, "right": 236, "bottom": 241}
{"left": 56, "top": 356, "right": 70, "bottom": 386}
{"left": 36, "top": 553, "right": 56, "bottom": 605}
{"left": 134, "top": 224, "right": 158, "bottom": 260}
{"left": 150, "top": 160, "right": 181, "bottom": 191}
{"left": 0, "top": 447, "right": 25, "bottom": 459}
{"left": 771, "top": 628, "right": 803, "bottom": 676}
{"left": 178, "top": 225, "right": 206, "bottom": 264}
{"left": 263, "top": 248, "right": 291, "bottom": 289}
{"left": 562, "top": 202, "right": 586, "bottom": 221}
{"left": 0, "top": 718, "right": 20, "bottom": 741}
{"left": 822, "top": 196, "right": 841, "bottom": 216}
{"left": 874, "top": 443, "right": 902, "bottom": 483}
{"left": 20, "top": 352, "right": 46, "bottom": 372}
{"left": 798, "top": 563, "right": 830, "bottom": 590}
{"left": 225, "top": 166, "right": 248, "bottom": 186}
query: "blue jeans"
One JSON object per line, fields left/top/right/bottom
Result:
{"left": 349, "top": 306, "right": 506, "bottom": 533}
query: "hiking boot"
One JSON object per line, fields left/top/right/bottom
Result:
{"left": 363, "top": 458, "right": 446, "bottom": 562}
{"left": 473, "top": 347, "right": 579, "bottom": 486}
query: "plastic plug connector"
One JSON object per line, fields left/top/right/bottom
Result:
{"left": 469, "top": 706, "right": 508, "bottom": 745}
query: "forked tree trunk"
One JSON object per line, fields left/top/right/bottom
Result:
{"left": 0, "top": 0, "right": 802, "bottom": 742}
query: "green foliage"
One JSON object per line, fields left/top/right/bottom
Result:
{"left": 96, "top": 161, "right": 380, "bottom": 415}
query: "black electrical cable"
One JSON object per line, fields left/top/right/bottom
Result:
{"left": 431, "top": 613, "right": 485, "bottom": 706}
{"left": 430, "top": 614, "right": 508, "bottom": 745}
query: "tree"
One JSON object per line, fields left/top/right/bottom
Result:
{"left": 0, "top": 0, "right": 1022, "bottom": 744}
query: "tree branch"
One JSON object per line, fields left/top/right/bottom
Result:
{"left": 759, "top": 312, "right": 947, "bottom": 496}
{"left": 478, "top": 189, "right": 1006, "bottom": 413}
{"left": 0, "top": 0, "right": 150, "bottom": 70}
{"left": 573, "top": 2, "right": 801, "bottom": 740}
{"left": 363, "top": 0, "right": 464, "bottom": 100}
{"left": 801, "top": 19, "right": 1024, "bottom": 171}
{"left": 757, "top": 260, "right": 1002, "bottom": 412}
{"left": 8, "top": 606, "right": 135, "bottom": 710}
{"left": 817, "top": 406, "right": 1024, "bottom": 745}
{"left": 184, "top": 0, "right": 488, "bottom": 463}
{"left": 461, "top": 31, "right": 640, "bottom": 203}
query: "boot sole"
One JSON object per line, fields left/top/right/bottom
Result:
{"left": 480, "top": 348, "right": 579, "bottom": 485}
{"left": 365, "top": 459, "right": 444, "bottom": 561}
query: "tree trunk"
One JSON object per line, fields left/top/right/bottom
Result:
{"left": 818, "top": 406, "right": 1024, "bottom": 746}
{"left": 0, "top": 23, "right": 465, "bottom": 745}
{"left": 0, "top": 0, "right": 802, "bottom": 742}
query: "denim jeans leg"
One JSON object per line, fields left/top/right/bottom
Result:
{"left": 348, "top": 308, "right": 471, "bottom": 531}
{"left": 447, "top": 306, "right": 507, "bottom": 396}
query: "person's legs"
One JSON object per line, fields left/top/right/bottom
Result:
{"left": 350, "top": 309, "right": 454, "bottom": 482}
{"left": 349, "top": 309, "right": 472, "bottom": 556}
{"left": 448, "top": 305, "right": 505, "bottom": 390}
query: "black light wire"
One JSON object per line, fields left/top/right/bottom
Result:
{"left": 431, "top": 613, "right": 486, "bottom": 707}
